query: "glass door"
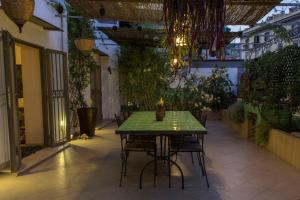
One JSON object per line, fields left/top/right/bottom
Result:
{"left": 1, "top": 31, "right": 21, "bottom": 172}
{"left": 45, "top": 49, "right": 70, "bottom": 145}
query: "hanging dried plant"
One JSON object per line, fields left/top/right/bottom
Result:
{"left": 163, "top": 0, "right": 226, "bottom": 65}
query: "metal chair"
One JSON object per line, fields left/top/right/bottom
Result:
{"left": 168, "top": 113, "right": 209, "bottom": 188}
{"left": 169, "top": 133, "right": 209, "bottom": 188}
{"left": 115, "top": 114, "right": 157, "bottom": 187}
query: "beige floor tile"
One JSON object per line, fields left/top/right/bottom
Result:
{"left": 1, "top": 121, "right": 300, "bottom": 200}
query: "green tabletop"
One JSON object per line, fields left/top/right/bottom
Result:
{"left": 116, "top": 111, "right": 207, "bottom": 135}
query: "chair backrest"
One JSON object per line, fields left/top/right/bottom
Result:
{"left": 115, "top": 114, "right": 127, "bottom": 150}
{"left": 115, "top": 114, "right": 123, "bottom": 127}
{"left": 200, "top": 114, "right": 208, "bottom": 127}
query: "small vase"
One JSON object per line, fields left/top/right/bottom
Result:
{"left": 156, "top": 107, "right": 165, "bottom": 121}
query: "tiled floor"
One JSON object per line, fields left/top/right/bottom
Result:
{"left": 1, "top": 121, "right": 300, "bottom": 200}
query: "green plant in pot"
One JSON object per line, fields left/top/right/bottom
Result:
{"left": 68, "top": 7, "right": 99, "bottom": 137}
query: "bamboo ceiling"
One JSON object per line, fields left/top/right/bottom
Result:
{"left": 100, "top": 27, "right": 242, "bottom": 47}
{"left": 68, "top": 0, "right": 281, "bottom": 25}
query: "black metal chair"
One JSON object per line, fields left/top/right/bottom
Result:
{"left": 169, "top": 133, "right": 209, "bottom": 188}
{"left": 115, "top": 114, "right": 157, "bottom": 187}
{"left": 168, "top": 113, "right": 209, "bottom": 188}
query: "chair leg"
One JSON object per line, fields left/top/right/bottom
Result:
{"left": 164, "top": 136, "right": 167, "bottom": 158}
{"left": 154, "top": 148, "right": 157, "bottom": 187}
{"left": 119, "top": 153, "right": 125, "bottom": 187}
{"left": 160, "top": 135, "right": 163, "bottom": 158}
{"left": 124, "top": 151, "right": 129, "bottom": 176}
{"left": 168, "top": 138, "right": 171, "bottom": 188}
{"left": 201, "top": 139, "right": 205, "bottom": 155}
{"left": 201, "top": 153, "right": 210, "bottom": 188}
{"left": 196, "top": 152, "right": 205, "bottom": 176}
{"left": 191, "top": 152, "right": 194, "bottom": 164}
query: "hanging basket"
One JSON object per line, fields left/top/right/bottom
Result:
{"left": 74, "top": 38, "right": 95, "bottom": 52}
{"left": 1, "top": 0, "right": 35, "bottom": 33}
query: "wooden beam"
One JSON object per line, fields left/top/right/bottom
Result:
{"left": 68, "top": 0, "right": 280, "bottom": 6}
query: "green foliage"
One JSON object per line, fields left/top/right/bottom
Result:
{"left": 118, "top": 46, "right": 234, "bottom": 112}
{"left": 201, "top": 67, "right": 234, "bottom": 110}
{"left": 118, "top": 46, "right": 171, "bottom": 110}
{"left": 261, "top": 108, "right": 295, "bottom": 132}
{"left": 241, "top": 46, "right": 300, "bottom": 135}
{"left": 241, "top": 46, "right": 300, "bottom": 112}
{"left": 163, "top": 67, "right": 234, "bottom": 111}
{"left": 228, "top": 102, "right": 245, "bottom": 123}
{"left": 68, "top": 7, "right": 98, "bottom": 110}
{"left": 255, "top": 119, "right": 272, "bottom": 146}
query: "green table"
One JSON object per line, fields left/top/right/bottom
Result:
{"left": 116, "top": 111, "right": 207, "bottom": 189}
{"left": 116, "top": 111, "right": 207, "bottom": 135}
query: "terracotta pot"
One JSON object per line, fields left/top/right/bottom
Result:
{"left": 77, "top": 107, "right": 97, "bottom": 137}
{"left": 74, "top": 38, "right": 95, "bottom": 52}
{"left": 2, "top": 0, "right": 35, "bottom": 33}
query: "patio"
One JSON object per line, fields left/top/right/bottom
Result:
{"left": 1, "top": 121, "right": 300, "bottom": 200}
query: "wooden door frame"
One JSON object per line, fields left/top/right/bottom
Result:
{"left": 2, "top": 31, "right": 21, "bottom": 172}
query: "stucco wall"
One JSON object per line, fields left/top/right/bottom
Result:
{"left": 98, "top": 46, "right": 120, "bottom": 120}
{"left": 0, "top": 0, "right": 68, "bottom": 52}
{"left": 94, "top": 21, "right": 120, "bottom": 120}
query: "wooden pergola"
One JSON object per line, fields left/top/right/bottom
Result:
{"left": 68, "top": 0, "right": 281, "bottom": 25}
{"left": 100, "top": 27, "right": 242, "bottom": 47}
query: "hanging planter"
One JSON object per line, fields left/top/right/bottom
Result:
{"left": 163, "top": 0, "right": 226, "bottom": 64}
{"left": 1, "top": 0, "right": 35, "bottom": 33}
{"left": 74, "top": 38, "right": 95, "bottom": 52}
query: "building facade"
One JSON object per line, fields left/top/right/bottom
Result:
{"left": 241, "top": 7, "right": 300, "bottom": 60}
{"left": 0, "top": 0, "right": 69, "bottom": 172}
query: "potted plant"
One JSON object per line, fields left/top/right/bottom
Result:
{"left": 68, "top": 8, "right": 99, "bottom": 137}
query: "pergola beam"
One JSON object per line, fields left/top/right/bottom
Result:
{"left": 69, "top": 0, "right": 280, "bottom": 6}
{"left": 67, "top": 0, "right": 281, "bottom": 25}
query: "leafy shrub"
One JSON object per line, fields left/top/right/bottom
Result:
{"left": 228, "top": 102, "right": 245, "bottom": 123}
{"left": 118, "top": 46, "right": 171, "bottom": 110}
{"left": 255, "top": 120, "right": 272, "bottom": 146}
{"left": 240, "top": 46, "right": 300, "bottom": 111}
{"left": 261, "top": 108, "right": 296, "bottom": 132}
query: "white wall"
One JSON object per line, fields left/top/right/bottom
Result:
{"left": 16, "top": 44, "right": 44, "bottom": 145}
{"left": 94, "top": 22, "right": 121, "bottom": 119}
{"left": 98, "top": 47, "right": 120, "bottom": 120}
{"left": 189, "top": 67, "right": 239, "bottom": 94}
{"left": 0, "top": 0, "right": 68, "bottom": 52}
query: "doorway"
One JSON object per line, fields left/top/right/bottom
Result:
{"left": 15, "top": 44, "right": 44, "bottom": 158}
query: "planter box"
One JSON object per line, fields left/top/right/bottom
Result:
{"left": 221, "top": 109, "right": 247, "bottom": 138}
{"left": 204, "top": 110, "right": 222, "bottom": 120}
{"left": 266, "top": 129, "right": 300, "bottom": 170}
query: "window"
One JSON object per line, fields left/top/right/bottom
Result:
{"left": 254, "top": 35, "right": 260, "bottom": 44}
{"left": 264, "top": 32, "right": 270, "bottom": 42}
